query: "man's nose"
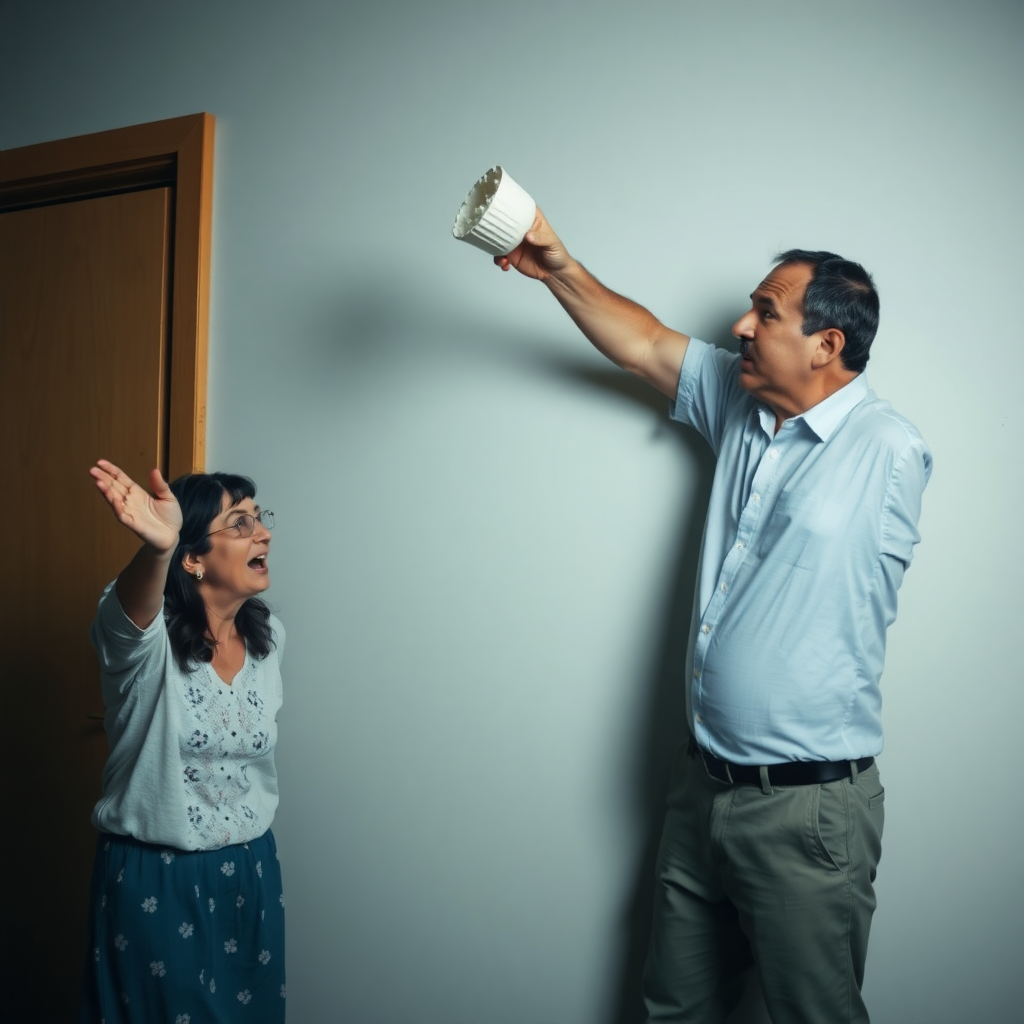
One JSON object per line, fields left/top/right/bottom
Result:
{"left": 732, "top": 310, "right": 756, "bottom": 337}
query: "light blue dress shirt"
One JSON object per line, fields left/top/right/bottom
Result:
{"left": 672, "top": 339, "right": 932, "bottom": 765}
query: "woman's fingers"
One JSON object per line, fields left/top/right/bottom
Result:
{"left": 91, "top": 459, "right": 137, "bottom": 506}
{"left": 89, "top": 460, "right": 181, "bottom": 547}
{"left": 147, "top": 466, "right": 172, "bottom": 500}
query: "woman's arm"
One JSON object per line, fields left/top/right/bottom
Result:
{"left": 90, "top": 459, "right": 182, "bottom": 629}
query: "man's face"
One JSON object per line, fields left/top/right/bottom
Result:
{"left": 732, "top": 261, "right": 820, "bottom": 418}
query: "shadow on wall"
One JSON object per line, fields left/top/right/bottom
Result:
{"left": 572, "top": 353, "right": 769, "bottom": 1024}
{"left": 540, "top": 355, "right": 768, "bottom": 1024}
{"left": 304, "top": 271, "right": 769, "bottom": 1023}
{"left": 282, "top": 267, "right": 703, "bottom": 388}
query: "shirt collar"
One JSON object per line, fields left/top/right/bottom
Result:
{"left": 758, "top": 373, "right": 870, "bottom": 442}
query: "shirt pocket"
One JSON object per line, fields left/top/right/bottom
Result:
{"left": 759, "top": 489, "right": 826, "bottom": 569}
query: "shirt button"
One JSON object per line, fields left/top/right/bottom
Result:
{"left": 695, "top": 714, "right": 703, "bottom": 724}
{"left": 769, "top": 449, "right": 779, "bottom": 460}
{"left": 693, "top": 668, "right": 701, "bottom": 679}
{"left": 720, "top": 582, "right": 728, "bottom": 592}
{"left": 751, "top": 492, "right": 760, "bottom": 503}
{"left": 737, "top": 541, "right": 745, "bottom": 550}
{"left": 701, "top": 624, "right": 710, "bottom": 634}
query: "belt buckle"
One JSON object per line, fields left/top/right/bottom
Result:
{"left": 701, "top": 750, "right": 733, "bottom": 785}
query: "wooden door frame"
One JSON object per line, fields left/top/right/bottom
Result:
{"left": 0, "top": 112, "right": 214, "bottom": 477}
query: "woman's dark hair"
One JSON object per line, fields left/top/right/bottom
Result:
{"left": 774, "top": 249, "right": 880, "bottom": 373}
{"left": 164, "top": 471, "right": 276, "bottom": 672}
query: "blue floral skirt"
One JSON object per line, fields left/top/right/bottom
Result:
{"left": 80, "top": 829, "right": 285, "bottom": 1024}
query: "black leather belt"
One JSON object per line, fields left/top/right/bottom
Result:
{"left": 690, "top": 739, "right": 874, "bottom": 787}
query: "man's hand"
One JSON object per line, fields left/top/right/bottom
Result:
{"left": 493, "top": 208, "right": 570, "bottom": 282}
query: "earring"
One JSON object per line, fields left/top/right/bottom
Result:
{"left": 195, "top": 570, "right": 204, "bottom": 581}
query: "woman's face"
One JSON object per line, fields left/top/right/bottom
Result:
{"left": 191, "top": 490, "right": 272, "bottom": 602}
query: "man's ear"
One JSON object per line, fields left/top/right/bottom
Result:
{"left": 813, "top": 328, "right": 846, "bottom": 368}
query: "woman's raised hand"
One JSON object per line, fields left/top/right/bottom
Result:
{"left": 90, "top": 459, "right": 182, "bottom": 553}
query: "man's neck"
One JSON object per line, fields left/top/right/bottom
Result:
{"left": 770, "top": 369, "right": 860, "bottom": 434}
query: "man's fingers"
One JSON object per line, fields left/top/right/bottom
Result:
{"left": 527, "top": 207, "right": 559, "bottom": 246}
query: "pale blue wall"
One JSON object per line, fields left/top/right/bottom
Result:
{"left": 3, "top": 2, "right": 1021, "bottom": 1021}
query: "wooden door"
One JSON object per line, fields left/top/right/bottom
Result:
{"left": 0, "top": 114, "right": 214, "bottom": 1024}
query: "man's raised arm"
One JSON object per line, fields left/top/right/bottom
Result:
{"left": 495, "top": 208, "right": 690, "bottom": 399}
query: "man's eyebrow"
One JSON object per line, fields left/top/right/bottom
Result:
{"left": 751, "top": 292, "right": 779, "bottom": 311}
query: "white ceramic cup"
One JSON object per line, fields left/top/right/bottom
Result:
{"left": 452, "top": 166, "right": 537, "bottom": 256}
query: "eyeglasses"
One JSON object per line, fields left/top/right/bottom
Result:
{"left": 205, "top": 510, "right": 275, "bottom": 539}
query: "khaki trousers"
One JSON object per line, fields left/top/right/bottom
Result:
{"left": 643, "top": 743, "right": 885, "bottom": 1024}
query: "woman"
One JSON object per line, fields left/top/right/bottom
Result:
{"left": 81, "top": 459, "right": 286, "bottom": 1024}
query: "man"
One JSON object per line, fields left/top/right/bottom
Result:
{"left": 495, "top": 211, "right": 931, "bottom": 1024}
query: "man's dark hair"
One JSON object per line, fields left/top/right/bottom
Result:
{"left": 774, "top": 249, "right": 879, "bottom": 373}
{"left": 164, "top": 471, "right": 276, "bottom": 671}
